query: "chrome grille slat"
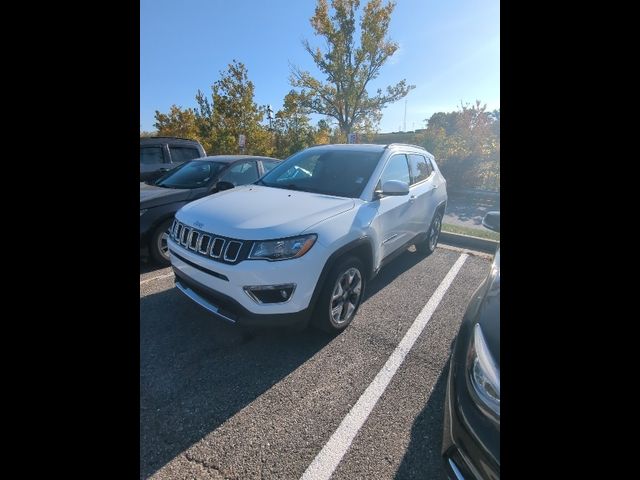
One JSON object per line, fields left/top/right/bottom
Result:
{"left": 170, "top": 221, "right": 243, "bottom": 263}
{"left": 181, "top": 227, "right": 191, "bottom": 246}
{"left": 188, "top": 231, "right": 200, "bottom": 250}
{"left": 197, "top": 234, "right": 211, "bottom": 254}
{"left": 210, "top": 238, "right": 225, "bottom": 258}
{"left": 224, "top": 241, "right": 242, "bottom": 262}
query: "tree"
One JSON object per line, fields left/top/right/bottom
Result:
{"left": 209, "top": 60, "right": 272, "bottom": 155}
{"left": 415, "top": 101, "right": 500, "bottom": 191}
{"left": 153, "top": 105, "right": 199, "bottom": 139}
{"left": 313, "top": 119, "right": 333, "bottom": 145}
{"left": 272, "top": 90, "right": 315, "bottom": 158}
{"left": 291, "top": 0, "right": 414, "bottom": 136}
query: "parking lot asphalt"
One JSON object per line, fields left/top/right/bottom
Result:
{"left": 140, "top": 246, "right": 491, "bottom": 479}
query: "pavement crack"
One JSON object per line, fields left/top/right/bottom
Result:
{"left": 183, "top": 451, "right": 229, "bottom": 478}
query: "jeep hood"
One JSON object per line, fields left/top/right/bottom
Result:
{"left": 176, "top": 185, "right": 355, "bottom": 239}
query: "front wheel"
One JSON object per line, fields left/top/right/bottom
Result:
{"left": 149, "top": 218, "right": 173, "bottom": 266}
{"left": 313, "top": 256, "right": 365, "bottom": 333}
{"left": 416, "top": 211, "right": 443, "bottom": 255}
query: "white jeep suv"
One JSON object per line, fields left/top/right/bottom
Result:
{"left": 168, "top": 143, "right": 447, "bottom": 332}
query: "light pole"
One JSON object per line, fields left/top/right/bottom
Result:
{"left": 266, "top": 104, "right": 274, "bottom": 130}
{"left": 266, "top": 104, "right": 274, "bottom": 153}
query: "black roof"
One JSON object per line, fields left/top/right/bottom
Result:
{"left": 193, "top": 155, "right": 281, "bottom": 164}
{"left": 140, "top": 136, "right": 202, "bottom": 145}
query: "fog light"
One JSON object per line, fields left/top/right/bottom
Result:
{"left": 244, "top": 284, "right": 296, "bottom": 304}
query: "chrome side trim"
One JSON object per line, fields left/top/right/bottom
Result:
{"left": 175, "top": 281, "right": 236, "bottom": 324}
{"left": 382, "top": 233, "right": 399, "bottom": 244}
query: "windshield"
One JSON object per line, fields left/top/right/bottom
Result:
{"left": 155, "top": 161, "right": 225, "bottom": 189}
{"left": 259, "top": 148, "right": 382, "bottom": 198}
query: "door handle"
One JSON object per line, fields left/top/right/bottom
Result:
{"left": 409, "top": 195, "right": 416, "bottom": 202}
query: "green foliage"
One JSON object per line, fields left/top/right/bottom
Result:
{"left": 416, "top": 101, "right": 500, "bottom": 191}
{"left": 209, "top": 60, "right": 272, "bottom": 155}
{"left": 271, "top": 90, "right": 316, "bottom": 158}
{"left": 291, "top": 0, "right": 414, "bottom": 135}
{"left": 153, "top": 105, "right": 199, "bottom": 139}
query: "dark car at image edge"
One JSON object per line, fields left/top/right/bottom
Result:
{"left": 442, "top": 211, "right": 500, "bottom": 480}
{"left": 140, "top": 155, "right": 281, "bottom": 265}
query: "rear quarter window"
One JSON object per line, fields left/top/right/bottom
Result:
{"left": 140, "top": 146, "right": 164, "bottom": 164}
{"left": 169, "top": 147, "right": 201, "bottom": 163}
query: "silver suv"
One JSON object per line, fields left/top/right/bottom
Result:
{"left": 169, "top": 143, "right": 447, "bottom": 332}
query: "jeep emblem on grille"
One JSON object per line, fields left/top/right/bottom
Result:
{"left": 194, "top": 221, "right": 204, "bottom": 228}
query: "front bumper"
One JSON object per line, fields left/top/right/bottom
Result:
{"left": 173, "top": 268, "right": 311, "bottom": 327}
{"left": 168, "top": 237, "right": 327, "bottom": 325}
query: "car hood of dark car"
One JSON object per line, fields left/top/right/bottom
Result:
{"left": 476, "top": 248, "right": 500, "bottom": 368}
{"left": 140, "top": 182, "right": 205, "bottom": 209}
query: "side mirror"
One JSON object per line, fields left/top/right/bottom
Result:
{"left": 375, "top": 180, "right": 410, "bottom": 198}
{"left": 482, "top": 211, "right": 500, "bottom": 233}
{"left": 216, "top": 181, "right": 235, "bottom": 192}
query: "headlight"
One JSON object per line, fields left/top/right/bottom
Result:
{"left": 140, "top": 209, "right": 147, "bottom": 217}
{"left": 248, "top": 234, "right": 317, "bottom": 261}
{"left": 467, "top": 323, "right": 500, "bottom": 419}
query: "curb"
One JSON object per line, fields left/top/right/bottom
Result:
{"left": 439, "top": 231, "right": 499, "bottom": 254}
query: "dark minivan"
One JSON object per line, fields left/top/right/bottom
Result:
{"left": 140, "top": 137, "right": 206, "bottom": 182}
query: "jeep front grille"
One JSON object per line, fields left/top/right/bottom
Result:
{"left": 169, "top": 220, "right": 247, "bottom": 264}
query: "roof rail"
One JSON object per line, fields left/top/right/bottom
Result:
{"left": 142, "top": 136, "right": 200, "bottom": 142}
{"left": 384, "top": 143, "right": 427, "bottom": 150}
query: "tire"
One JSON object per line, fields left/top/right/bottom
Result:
{"left": 312, "top": 256, "right": 366, "bottom": 333}
{"left": 416, "top": 210, "right": 443, "bottom": 255}
{"left": 149, "top": 218, "right": 174, "bottom": 266}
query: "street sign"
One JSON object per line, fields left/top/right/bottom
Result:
{"left": 347, "top": 133, "right": 357, "bottom": 144}
{"left": 238, "top": 134, "right": 246, "bottom": 148}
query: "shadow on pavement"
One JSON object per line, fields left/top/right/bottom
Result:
{"left": 364, "top": 247, "right": 431, "bottom": 301}
{"left": 141, "top": 247, "right": 449, "bottom": 478}
{"left": 395, "top": 362, "right": 449, "bottom": 480}
{"left": 140, "top": 288, "right": 333, "bottom": 479}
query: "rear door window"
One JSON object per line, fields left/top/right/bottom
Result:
{"left": 140, "top": 147, "right": 164, "bottom": 165}
{"left": 220, "top": 161, "right": 260, "bottom": 186}
{"left": 169, "top": 147, "right": 201, "bottom": 164}
{"left": 261, "top": 159, "right": 280, "bottom": 174}
{"left": 407, "top": 154, "right": 432, "bottom": 184}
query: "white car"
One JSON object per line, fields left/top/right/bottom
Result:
{"left": 168, "top": 143, "right": 447, "bottom": 333}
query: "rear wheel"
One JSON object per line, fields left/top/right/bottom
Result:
{"left": 149, "top": 218, "right": 173, "bottom": 266}
{"left": 416, "top": 210, "right": 443, "bottom": 255}
{"left": 313, "top": 256, "right": 365, "bottom": 333}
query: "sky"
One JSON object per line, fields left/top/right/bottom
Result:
{"left": 140, "top": 0, "right": 499, "bottom": 134}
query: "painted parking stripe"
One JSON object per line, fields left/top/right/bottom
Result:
{"left": 140, "top": 272, "right": 174, "bottom": 285}
{"left": 300, "top": 253, "right": 469, "bottom": 480}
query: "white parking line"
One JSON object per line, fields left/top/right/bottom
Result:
{"left": 300, "top": 253, "right": 468, "bottom": 480}
{"left": 140, "top": 272, "right": 174, "bottom": 285}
